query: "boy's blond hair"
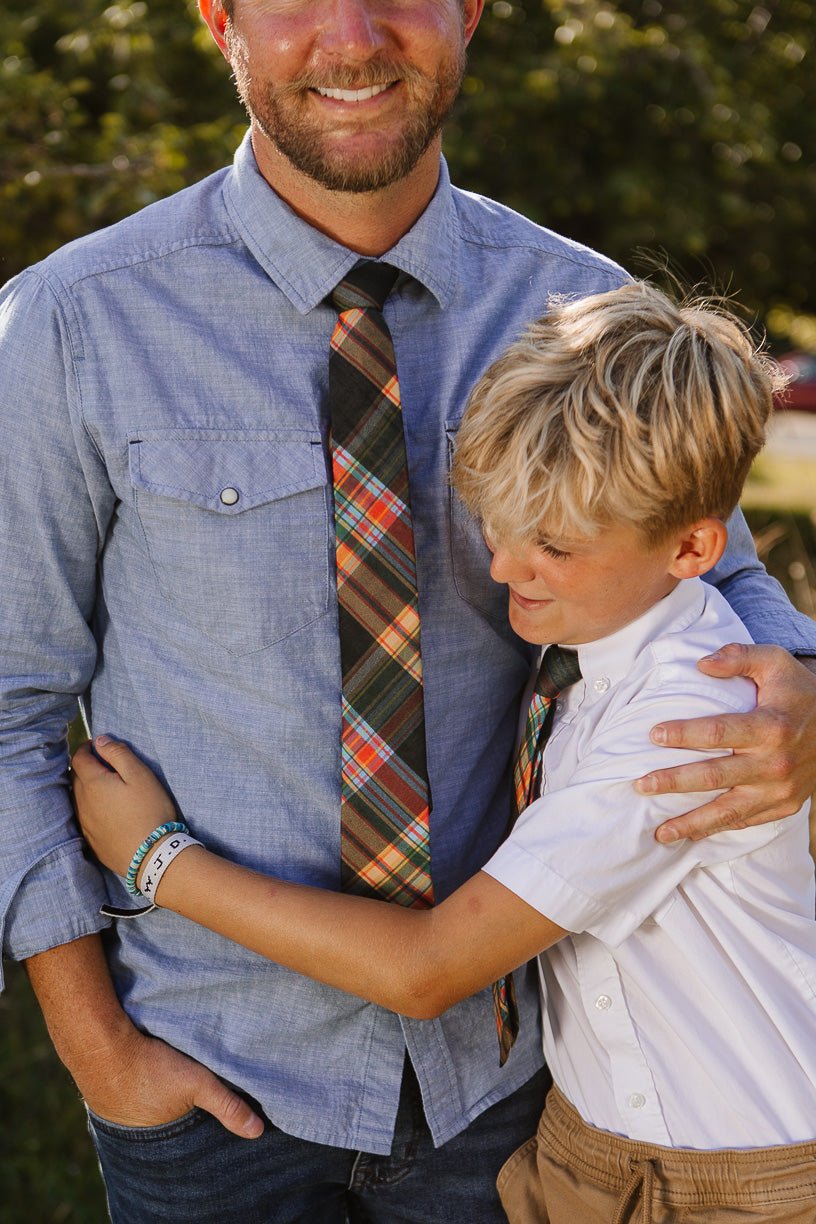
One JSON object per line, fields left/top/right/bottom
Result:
{"left": 452, "top": 281, "right": 783, "bottom": 546}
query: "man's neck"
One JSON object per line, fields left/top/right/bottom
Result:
{"left": 249, "top": 126, "right": 442, "bottom": 256}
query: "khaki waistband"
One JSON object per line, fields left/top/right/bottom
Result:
{"left": 540, "top": 1084, "right": 816, "bottom": 1216}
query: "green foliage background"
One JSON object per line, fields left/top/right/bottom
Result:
{"left": 2, "top": 0, "right": 815, "bottom": 345}
{"left": 1, "top": 2, "right": 815, "bottom": 1219}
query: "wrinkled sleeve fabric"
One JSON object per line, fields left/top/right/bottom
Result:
{"left": 0, "top": 271, "right": 113, "bottom": 976}
{"left": 482, "top": 679, "right": 785, "bottom": 947}
{"left": 709, "top": 507, "right": 816, "bottom": 654}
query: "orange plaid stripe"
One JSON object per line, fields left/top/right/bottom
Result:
{"left": 329, "top": 262, "right": 433, "bottom": 912}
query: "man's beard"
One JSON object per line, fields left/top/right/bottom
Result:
{"left": 228, "top": 43, "right": 465, "bottom": 193}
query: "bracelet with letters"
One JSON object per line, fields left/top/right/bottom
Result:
{"left": 125, "top": 822, "right": 188, "bottom": 896}
{"left": 137, "top": 832, "right": 202, "bottom": 903}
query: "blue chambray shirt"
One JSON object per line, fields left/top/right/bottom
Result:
{"left": 2, "top": 133, "right": 815, "bottom": 1153}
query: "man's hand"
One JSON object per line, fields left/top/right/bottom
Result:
{"left": 72, "top": 737, "right": 178, "bottom": 876}
{"left": 635, "top": 644, "right": 816, "bottom": 842}
{"left": 26, "top": 936, "right": 263, "bottom": 1140}
{"left": 77, "top": 1024, "right": 264, "bottom": 1138}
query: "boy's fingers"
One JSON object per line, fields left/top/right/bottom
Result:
{"left": 70, "top": 740, "right": 111, "bottom": 780}
{"left": 91, "top": 735, "right": 143, "bottom": 782}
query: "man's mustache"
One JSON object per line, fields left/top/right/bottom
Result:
{"left": 275, "top": 59, "right": 426, "bottom": 98}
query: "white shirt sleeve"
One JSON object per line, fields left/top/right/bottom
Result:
{"left": 482, "top": 675, "right": 784, "bottom": 948}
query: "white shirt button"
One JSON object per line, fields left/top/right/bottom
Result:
{"left": 628, "top": 1093, "right": 646, "bottom": 1109}
{"left": 593, "top": 676, "right": 610, "bottom": 693}
{"left": 594, "top": 994, "right": 613, "bottom": 1011}
{"left": 219, "top": 487, "right": 240, "bottom": 506}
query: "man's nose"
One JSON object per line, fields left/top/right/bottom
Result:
{"left": 318, "top": 0, "right": 387, "bottom": 59}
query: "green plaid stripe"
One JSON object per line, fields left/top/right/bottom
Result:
{"left": 493, "top": 646, "right": 581, "bottom": 1064}
{"left": 329, "top": 263, "right": 433, "bottom": 909}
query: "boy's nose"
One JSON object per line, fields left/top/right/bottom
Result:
{"left": 489, "top": 544, "right": 535, "bottom": 585}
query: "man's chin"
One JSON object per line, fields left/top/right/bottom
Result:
{"left": 274, "top": 137, "right": 432, "bottom": 194}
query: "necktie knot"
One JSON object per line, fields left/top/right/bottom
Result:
{"left": 331, "top": 261, "right": 399, "bottom": 314}
{"left": 534, "top": 645, "right": 582, "bottom": 700}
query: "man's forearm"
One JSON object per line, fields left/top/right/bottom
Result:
{"left": 25, "top": 933, "right": 137, "bottom": 1082}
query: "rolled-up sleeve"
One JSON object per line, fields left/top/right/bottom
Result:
{"left": 710, "top": 508, "right": 816, "bottom": 654}
{"left": 0, "top": 271, "right": 114, "bottom": 979}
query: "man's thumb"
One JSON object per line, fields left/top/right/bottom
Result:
{"left": 696, "top": 642, "right": 751, "bottom": 676}
{"left": 194, "top": 1077, "right": 264, "bottom": 1139}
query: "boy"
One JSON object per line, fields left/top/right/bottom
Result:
{"left": 74, "top": 282, "right": 816, "bottom": 1222}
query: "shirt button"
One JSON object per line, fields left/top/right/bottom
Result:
{"left": 594, "top": 994, "right": 612, "bottom": 1011}
{"left": 593, "top": 676, "right": 610, "bottom": 693}
{"left": 628, "top": 1093, "right": 646, "bottom": 1109}
{"left": 219, "top": 487, "right": 240, "bottom": 506}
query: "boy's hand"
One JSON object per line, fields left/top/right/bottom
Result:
{"left": 72, "top": 737, "right": 178, "bottom": 876}
{"left": 637, "top": 645, "right": 816, "bottom": 842}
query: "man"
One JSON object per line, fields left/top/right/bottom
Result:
{"left": 1, "top": 0, "right": 814, "bottom": 1219}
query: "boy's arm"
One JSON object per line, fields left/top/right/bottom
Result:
{"left": 71, "top": 740, "right": 566, "bottom": 1017}
{"left": 74, "top": 698, "right": 776, "bottom": 1017}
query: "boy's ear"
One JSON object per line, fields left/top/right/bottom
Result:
{"left": 668, "top": 517, "right": 728, "bottom": 579}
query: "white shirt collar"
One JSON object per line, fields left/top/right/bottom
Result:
{"left": 571, "top": 578, "right": 707, "bottom": 701}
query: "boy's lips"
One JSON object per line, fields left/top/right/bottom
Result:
{"left": 510, "top": 589, "right": 554, "bottom": 610}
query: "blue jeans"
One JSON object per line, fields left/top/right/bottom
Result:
{"left": 88, "top": 1060, "right": 549, "bottom": 1223}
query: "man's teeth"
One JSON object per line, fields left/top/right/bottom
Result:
{"left": 316, "top": 83, "right": 392, "bottom": 102}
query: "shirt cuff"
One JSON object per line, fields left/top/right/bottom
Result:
{"left": 1, "top": 839, "right": 111, "bottom": 985}
{"left": 483, "top": 838, "right": 615, "bottom": 935}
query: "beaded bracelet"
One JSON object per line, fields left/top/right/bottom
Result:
{"left": 125, "top": 822, "right": 188, "bottom": 896}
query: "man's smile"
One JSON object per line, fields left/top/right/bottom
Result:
{"left": 313, "top": 82, "right": 397, "bottom": 103}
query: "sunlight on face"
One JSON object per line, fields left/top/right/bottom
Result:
{"left": 225, "top": 0, "right": 467, "bottom": 192}
{"left": 486, "top": 522, "right": 681, "bottom": 646}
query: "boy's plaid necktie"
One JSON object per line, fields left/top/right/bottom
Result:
{"left": 493, "top": 644, "right": 582, "bottom": 1064}
{"left": 328, "top": 262, "right": 433, "bottom": 909}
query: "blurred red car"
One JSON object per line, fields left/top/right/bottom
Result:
{"left": 775, "top": 352, "right": 816, "bottom": 413}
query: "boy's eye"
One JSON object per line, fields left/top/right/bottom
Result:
{"left": 536, "top": 540, "right": 570, "bottom": 560}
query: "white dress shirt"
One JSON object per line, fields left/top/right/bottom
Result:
{"left": 484, "top": 578, "right": 816, "bottom": 1148}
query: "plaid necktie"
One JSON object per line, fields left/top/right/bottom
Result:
{"left": 328, "top": 262, "right": 433, "bottom": 909}
{"left": 493, "top": 644, "right": 582, "bottom": 1064}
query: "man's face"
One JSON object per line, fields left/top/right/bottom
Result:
{"left": 217, "top": 0, "right": 478, "bottom": 193}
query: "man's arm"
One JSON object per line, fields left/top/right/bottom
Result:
{"left": 0, "top": 272, "right": 259, "bottom": 1137}
{"left": 26, "top": 936, "right": 263, "bottom": 1136}
{"left": 648, "top": 507, "right": 816, "bottom": 839}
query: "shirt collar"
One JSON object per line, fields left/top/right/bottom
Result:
{"left": 573, "top": 578, "right": 707, "bottom": 699}
{"left": 222, "top": 130, "right": 458, "bottom": 314}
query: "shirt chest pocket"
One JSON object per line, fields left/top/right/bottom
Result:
{"left": 129, "top": 430, "right": 331, "bottom": 656}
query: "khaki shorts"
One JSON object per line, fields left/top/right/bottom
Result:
{"left": 497, "top": 1084, "right": 816, "bottom": 1223}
